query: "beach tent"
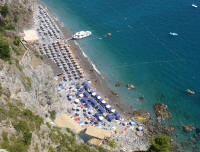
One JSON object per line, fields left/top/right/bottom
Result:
{"left": 81, "top": 98, "right": 87, "bottom": 103}
{"left": 84, "top": 91, "right": 90, "bottom": 97}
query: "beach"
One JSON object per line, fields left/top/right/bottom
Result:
{"left": 25, "top": 1, "right": 152, "bottom": 151}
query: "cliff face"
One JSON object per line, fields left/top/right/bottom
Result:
{"left": 0, "top": 53, "right": 61, "bottom": 116}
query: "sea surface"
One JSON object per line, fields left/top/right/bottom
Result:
{"left": 42, "top": 0, "right": 200, "bottom": 150}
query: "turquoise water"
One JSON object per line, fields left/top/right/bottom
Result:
{"left": 42, "top": 0, "right": 200, "bottom": 150}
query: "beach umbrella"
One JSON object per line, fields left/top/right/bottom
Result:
{"left": 130, "top": 121, "right": 135, "bottom": 125}
{"left": 94, "top": 113, "right": 101, "bottom": 118}
{"left": 101, "top": 100, "right": 106, "bottom": 104}
{"left": 106, "top": 105, "right": 111, "bottom": 109}
{"left": 111, "top": 109, "right": 116, "bottom": 113}
{"left": 74, "top": 99, "right": 79, "bottom": 104}
{"left": 79, "top": 87, "right": 84, "bottom": 92}
{"left": 97, "top": 96, "right": 101, "bottom": 100}
{"left": 98, "top": 98, "right": 103, "bottom": 102}
{"left": 115, "top": 129, "right": 120, "bottom": 134}
{"left": 79, "top": 94, "right": 84, "bottom": 98}
{"left": 98, "top": 116, "right": 104, "bottom": 121}
{"left": 114, "top": 112, "right": 119, "bottom": 116}
{"left": 81, "top": 98, "right": 87, "bottom": 103}
{"left": 84, "top": 91, "right": 90, "bottom": 97}
{"left": 137, "top": 126, "right": 143, "bottom": 131}
{"left": 92, "top": 92, "right": 96, "bottom": 96}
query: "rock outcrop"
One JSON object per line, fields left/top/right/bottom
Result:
{"left": 126, "top": 84, "right": 135, "bottom": 90}
{"left": 183, "top": 124, "right": 195, "bottom": 132}
{"left": 153, "top": 102, "right": 172, "bottom": 120}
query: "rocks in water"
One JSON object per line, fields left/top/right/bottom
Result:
{"left": 196, "top": 128, "right": 200, "bottom": 134}
{"left": 139, "top": 96, "right": 144, "bottom": 101}
{"left": 186, "top": 89, "right": 195, "bottom": 95}
{"left": 115, "top": 81, "right": 123, "bottom": 87}
{"left": 126, "top": 84, "right": 135, "bottom": 90}
{"left": 164, "top": 126, "right": 176, "bottom": 135}
{"left": 110, "top": 90, "right": 119, "bottom": 97}
{"left": 183, "top": 124, "right": 195, "bottom": 132}
{"left": 153, "top": 102, "right": 172, "bottom": 120}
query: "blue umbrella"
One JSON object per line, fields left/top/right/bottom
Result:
{"left": 79, "top": 87, "right": 84, "bottom": 92}
{"left": 76, "top": 85, "right": 81, "bottom": 89}
{"left": 84, "top": 91, "right": 90, "bottom": 97}
{"left": 81, "top": 98, "right": 87, "bottom": 103}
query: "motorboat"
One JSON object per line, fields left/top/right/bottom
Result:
{"left": 72, "top": 31, "right": 92, "bottom": 39}
{"left": 169, "top": 32, "right": 178, "bottom": 36}
{"left": 192, "top": 4, "right": 198, "bottom": 8}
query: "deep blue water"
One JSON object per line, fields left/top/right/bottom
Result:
{"left": 42, "top": 0, "right": 200, "bottom": 150}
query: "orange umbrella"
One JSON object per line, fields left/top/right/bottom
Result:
{"left": 108, "top": 33, "right": 112, "bottom": 36}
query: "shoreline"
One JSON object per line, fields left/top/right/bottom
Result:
{"left": 39, "top": 1, "right": 134, "bottom": 119}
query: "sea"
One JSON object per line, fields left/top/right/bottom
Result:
{"left": 41, "top": 0, "right": 200, "bottom": 151}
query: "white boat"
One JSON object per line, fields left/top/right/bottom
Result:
{"left": 169, "top": 32, "right": 178, "bottom": 36}
{"left": 72, "top": 31, "right": 92, "bottom": 39}
{"left": 192, "top": 4, "right": 198, "bottom": 8}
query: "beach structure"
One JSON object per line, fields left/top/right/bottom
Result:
{"left": 88, "top": 138, "right": 103, "bottom": 146}
{"left": 85, "top": 126, "right": 111, "bottom": 139}
{"left": 54, "top": 114, "right": 84, "bottom": 133}
{"left": 23, "top": 30, "right": 39, "bottom": 43}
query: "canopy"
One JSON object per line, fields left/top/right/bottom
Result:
{"left": 85, "top": 126, "right": 111, "bottom": 139}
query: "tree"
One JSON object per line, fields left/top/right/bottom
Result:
{"left": 0, "top": 5, "right": 9, "bottom": 17}
{"left": 149, "top": 134, "right": 171, "bottom": 152}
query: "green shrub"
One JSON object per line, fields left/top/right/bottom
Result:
{"left": 14, "top": 120, "right": 29, "bottom": 132}
{"left": 8, "top": 141, "right": 27, "bottom": 152}
{"left": 2, "top": 131, "right": 8, "bottom": 142}
{"left": 107, "top": 139, "right": 116, "bottom": 148}
{"left": 0, "top": 38, "right": 10, "bottom": 61}
{"left": 23, "top": 131, "right": 32, "bottom": 145}
{"left": 149, "top": 134, "right": 171, "bottom": 152}
{"left": 13, "top": 36, "right": 20, "bottom": 46}
{"left": 0, "top": 82, "right": 2, "bottom": 96}
{"left": 0, "top": 5, "right": 9, "bottom": 17}
{"left": 49, "top": 110, "right": 56, "bottom": 121}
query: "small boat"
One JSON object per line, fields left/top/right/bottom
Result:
{"left": 192, "top": 4, "right": 198, "bottom": 8}
{"left": 169, "top": 32, "right": 178, "bottom": 36}
{"left": 72, "top": 31, "right": 92, "bottom": 40}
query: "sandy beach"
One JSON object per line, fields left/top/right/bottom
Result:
{"left": 27, "top": 1, "right": 151, "bottom": 151}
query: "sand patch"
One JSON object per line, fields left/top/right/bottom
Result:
{"left": 86, "top": 126, "right": 111, "bottom": 139}
{"left": 24, "top": 30, "right": 39, "bottom": 42}
{"left": 54, "top": 114, "right": 84, "bottom": 133}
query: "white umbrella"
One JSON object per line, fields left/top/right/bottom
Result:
{"left": 97, "top": 96, "right": 101, "bottom": 99}
{"left": 138, "top": 126, "right": 143, "bottom": 131}
{"left": 79, "top": 94, "right": 84, "bottom": 97}
{"left": 74, "top": 99, "right": 79, "bottom": 103}
{"left": 99, "top": 116, "right": 104, "bottom": 120}
{"left": 92, "top": 92, "right": 96, "bottom": 96}
{"left": 106, "top": 105, "right": 111, "bottom": 109}
{"left": 111, "top": 109, "right": 116, "bottom": 113}
{"left": 102, "top": 100, "right": 106, "bottom": 104}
